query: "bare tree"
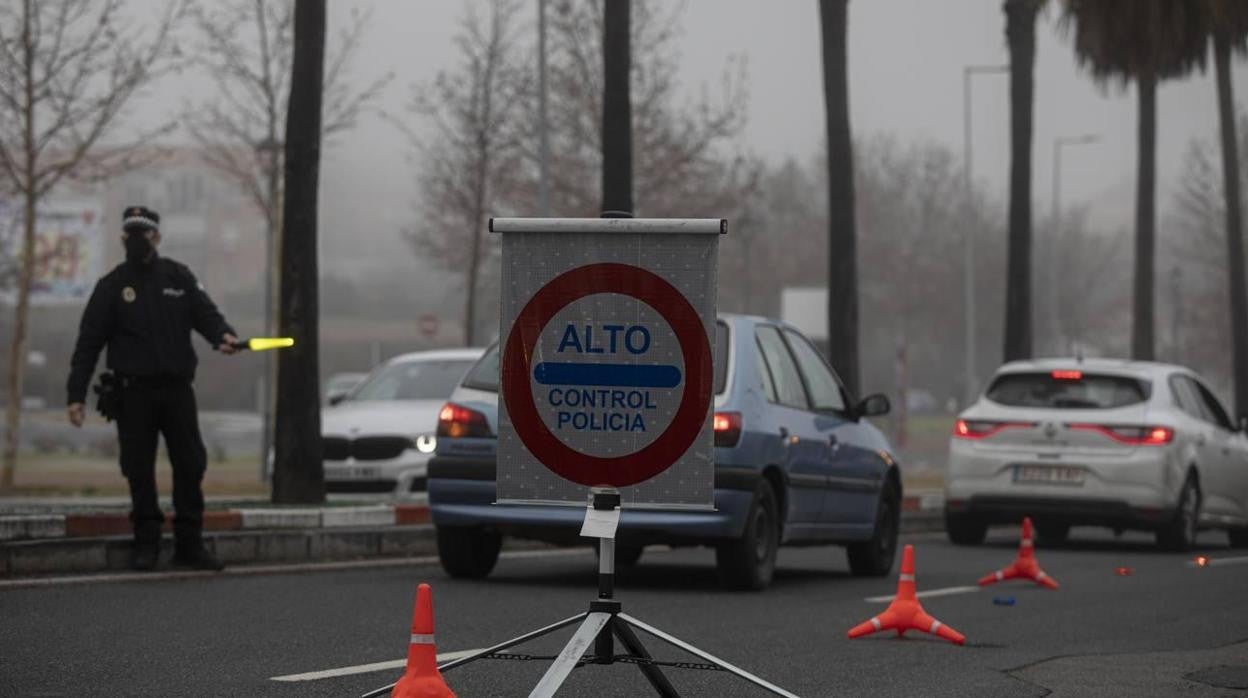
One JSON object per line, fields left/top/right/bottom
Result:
{"left": 524, "top": 0, "right": 752, "bottom": 218}
{"left": 0, "top": 0, "right": 180, "bottom": 489}
{"left": 184, "top": 0, "right": 390, "bottom": 332}
{"left": 401, "top": 0, "right": 526, "bottom": 346}
{"left": 1165, "top": 121, "right": 1248, "bottom": 391}
{"left": 184, "top": 0, "right": 389, "bottom": 472}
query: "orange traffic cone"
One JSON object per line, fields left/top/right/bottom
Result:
{"left": 978, "top": 517, "right": 1059, "bottom": 590}
{"left": 847, "top": 544, "right": 966, "bottom": 645}
{"left": 392, "top": 583, "right": 457, "bottom": 698}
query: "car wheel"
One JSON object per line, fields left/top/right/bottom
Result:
{"left": 1157, "top": 477, "right": 1200, "bottom": 552}
{"left": 1035, "top": 522, "right": 1070, "bottom": 547}
{"left": 716, "top": 481, "right": 779, "bottom": 590}
{"left": 847, "top": 484, "right": 900, "bottom": 577}
{"left": 1228, "top": 527, "right": 1248, "bottom": 549}
{"left": 436, "top": 525, "right": 502, "bottom": 579}
{"left": 946, "top": 512, "right": 988, "bottom": 546}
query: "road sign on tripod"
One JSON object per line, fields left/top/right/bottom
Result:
{"left": 365, "top": 217, "right": 798, "bottom": 698}
{"left": 494, "top": 216, "right": 721, "bottom": 509}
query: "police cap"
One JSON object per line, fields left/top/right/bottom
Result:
{"left": 122, "top": 206, "right": 160, "bottom": 233}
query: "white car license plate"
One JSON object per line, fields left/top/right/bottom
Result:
{"left": 1013, "top": 464, "right": 1086, "bottom": 486}
{"left": 327, "top": 466, "right": 380, "bottom": 481}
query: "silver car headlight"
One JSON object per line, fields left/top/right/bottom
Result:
{"left": 415, "top": 434, "right": 437, "bottom": 454}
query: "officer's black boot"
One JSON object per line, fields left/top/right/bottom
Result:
{"left": 130, "top": 541, "right": 160, "bottom": 571}
{"left": 173, "top": 541, "right": 225, "bottom": 571}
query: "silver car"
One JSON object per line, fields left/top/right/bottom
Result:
{"left": 321, "top": 348, "right": 484, "bottom": 496}
{"left": 945, "top": 359, "right": 1248, "bottom": 550}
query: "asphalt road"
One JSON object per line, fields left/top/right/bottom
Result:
{"left": 2, "top": 528, "right": 1247, "bottom": 697}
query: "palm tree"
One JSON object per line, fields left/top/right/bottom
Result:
{"left": 272, "top": 0, "right": 327, "bottom": 504}
{"left": 1206, "top": 1, "right": 1248, "bottom": 422}
{"left": 1060, "top": 0, "right": 1207, "bottom": 361}
{"left": 820, "top": 0, "right": 859, "bottom": 396}
{"left": 601, "top": 0, "right": 632, "bottom": 214}
{"left": 1002, "top": 0, "right": 1045, "bottom": 362}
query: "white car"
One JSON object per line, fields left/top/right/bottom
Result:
{"left": 321, "top": 348, "right": 484, "bottom": 496}
{"left": 945, "top": 359, "right": 1248, "bottom": 550}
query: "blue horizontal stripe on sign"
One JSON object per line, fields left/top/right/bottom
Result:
{"left": 533, "top": 362, "right": 682, "bottom": 388}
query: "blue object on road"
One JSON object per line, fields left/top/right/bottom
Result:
{"left": 993, "top": 596, "right": 1016, "bottom": 606}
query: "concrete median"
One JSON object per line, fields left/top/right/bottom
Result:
{"left": 0, "top": 493, "right": 945, "bottom": 577}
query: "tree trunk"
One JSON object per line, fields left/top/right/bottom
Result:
{"left": 1215, "top": 32, "right": 1247, "bottom": 422}
{"left": 820, "top": 0, "right": 860, "bottom": 397}
{"left": 1133, "top": 72, "right": 1157, "bottom": 361}
{"left": 1, "top": 192, "right": 35, "bottom": 491}
{"left": 272, "top": 0, "right": 326, "bottom": 504}
{"left": 465, "top": 155, "right": 487, "bottom": 345}
{"left": 600, "top": 0, "right": 632, "bottom": 214}
{"left": 2, "top": 0, "right": 36, "bottom": 490}
{"left": 1003, "top": 0, "right": 1037, "bottom": 362}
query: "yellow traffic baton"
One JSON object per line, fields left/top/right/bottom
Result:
{"left": 231, "top": 337, "right": 295, "bottom": 352}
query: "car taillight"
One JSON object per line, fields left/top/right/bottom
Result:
{"left": 1068, "top": 424, "right": 1174, "bottom": 446}
{"left": 714, "top": 411, "right": 742, "bottom": 448}
{"left": 1051, "top": 369, "right": 1083, "bottom": 380}
{"left": 952, "top": 419, "right": 1035, "bottom": 440}
{"left": 437, "top": 402, "right": 492, "bottom": 439}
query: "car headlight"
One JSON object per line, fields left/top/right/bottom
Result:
{"left": 415, "top": 434, "right": 437, "bottom": 454}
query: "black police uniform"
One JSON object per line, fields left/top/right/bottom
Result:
{"left": 66, "top": 207, "right": 235, "bottom": 569}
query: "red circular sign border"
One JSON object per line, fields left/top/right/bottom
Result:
{"left": 501, "top": 262, "right": 713, "bottom": 487}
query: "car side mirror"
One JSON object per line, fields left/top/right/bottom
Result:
{"left": 857, "top": 393, "right": 891, "bottom": 418}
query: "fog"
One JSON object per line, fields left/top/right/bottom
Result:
{"left": 119, "top": 0, "right": 1234, "bottom": 271}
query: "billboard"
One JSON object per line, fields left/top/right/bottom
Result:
{"left": 0, "top": 199, "right": 106, "bottom": 305}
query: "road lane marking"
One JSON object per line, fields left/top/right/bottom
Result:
{"left": 865, "top": 585, "right": 980, "bottom": 603}
{"left": 0, "top": 548, "right": 592, "bottom": 589}
{"left": 269, "top": 648, "right": 485, "bottom": 682}
{"left": 1185, "top": 554, "right": 1248, "bottom": 568}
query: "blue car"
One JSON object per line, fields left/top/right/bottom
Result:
{"left": 429, "top": 314, "right": 901, "bottom": 589}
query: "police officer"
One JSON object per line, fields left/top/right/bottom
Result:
{"left": 66, "top": 206, "right": 239, "bottom": 571}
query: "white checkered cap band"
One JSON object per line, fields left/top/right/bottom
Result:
{"left": 123, "top": 215, "right": 158, "bottom": 230}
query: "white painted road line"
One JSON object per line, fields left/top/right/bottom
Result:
{"left": 1186, "top": 554, "right": 1248, "bottom": 568}
{"left": 270, "top": 649, "right": 486, "bottom": 682}
{"left": 865, "top": 585, "right": 980, "bottom": 603}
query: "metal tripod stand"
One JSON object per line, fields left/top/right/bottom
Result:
{"left": 362, "top": 491, "right": 799, "bottom": 698}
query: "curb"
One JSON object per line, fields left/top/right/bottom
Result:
{"left": 0, "top": 525, "right": 437, "bottom": 578}
{"left": 0, "top": 495, "right": 946, "bottom": 578}
{"left": 0, "top": 494, "right": 945, "bottom": 542}
{"left": 1, "top": 503, "right": 431, "bottom": 542}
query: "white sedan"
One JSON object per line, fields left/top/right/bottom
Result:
{"left": 945, "top": 359, "right": 1248, "bottom": 550}
{"left": 321, "top": 348, "right": 484, "bottom": 496}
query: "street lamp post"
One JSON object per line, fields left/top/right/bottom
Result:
{"left": 255, "top": 136, "right": 281, "bottom": 482}
{"left": 962, "top": 64, "right": 1008, "bottom": 405}
{"left": 537, "top": 0, "right": 550, "bottom": 217}
{"left": 1049, "top": 134, "right": 1100, "bottom": 354}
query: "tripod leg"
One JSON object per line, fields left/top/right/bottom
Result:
{"left": 359, "top": 613, "right": 589, "bottom": 698}
{"left": 612, "top": 618, "right": 680, "bottom": 697}
{"left": 618, "top": 613, "right": 800, "bottom": 698}
{"left": 529, "top": 612, "right": 612, "bottom": 698}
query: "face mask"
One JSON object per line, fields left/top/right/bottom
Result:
{"left": 124, "top": 233, "right": 153, "bottom": 264}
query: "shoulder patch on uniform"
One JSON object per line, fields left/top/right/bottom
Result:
{"left": 122, "top": 286, "right": 136, "bottom": 303}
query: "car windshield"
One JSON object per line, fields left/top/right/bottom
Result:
{"left": 350, "top": 360, "right": 475, "bottom": 402}
{"left": 985, "top": 372, "right": 1149, "bottom": 409}
{"left": 462, "top": 321, "right": 732, "bottom": 396}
